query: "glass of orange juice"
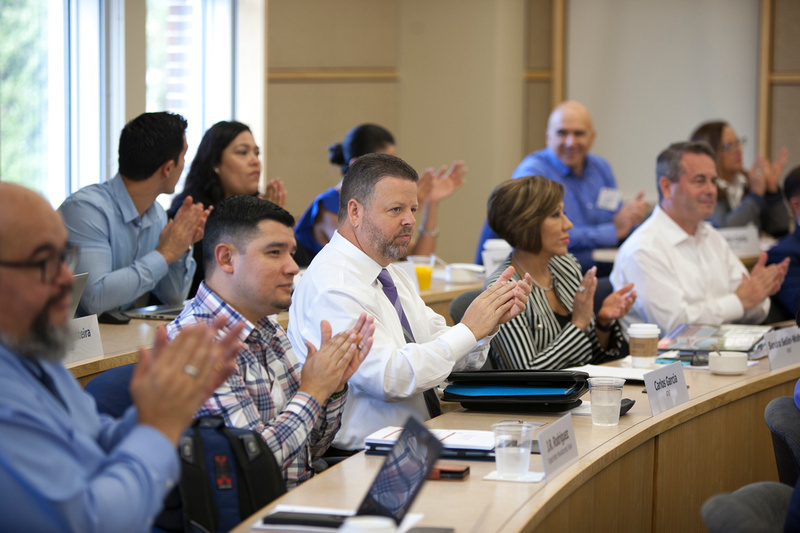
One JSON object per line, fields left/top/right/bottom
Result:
{"left": 407, "top": 255, "right": 435, "bottom": 291}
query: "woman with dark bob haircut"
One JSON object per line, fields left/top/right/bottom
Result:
{"left": 690, "top": 120, "right": 790, "bottom": 237}
{"left": 483, "top": 176, "right": 636, "bottom": 370}
{"left": 169, "top": 120, "right": 286, "bottom": 296}
{"left": 293, "top": 123, "right": 465, "bottom": 266}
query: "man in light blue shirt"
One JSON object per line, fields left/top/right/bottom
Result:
{"left": 475, "top": 101, "right": 649, "bottom": 272}
{"left": 59, "top": 112, "right": 210, "bottom": 316}
{"left": 0, "top": 182, "right": 241, "bottom": 532}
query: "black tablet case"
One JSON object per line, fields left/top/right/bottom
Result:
{"left": 442, "top": 369, "right": 589, "bottom": 412}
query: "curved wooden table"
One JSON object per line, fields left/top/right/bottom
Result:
{"left": 231, "top": 358, "right": 800, "bottom": 532}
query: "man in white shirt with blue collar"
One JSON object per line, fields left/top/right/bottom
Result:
{"left": 288, "top": 153, "right": 530, "bottom": 453}
{"left": 611, "top": 141, "right": 789, "bottom": 334}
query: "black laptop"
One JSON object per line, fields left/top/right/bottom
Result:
{"left": 262, "top": 417, "right": 443, "bottom": 528}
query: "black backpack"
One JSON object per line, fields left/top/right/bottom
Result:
{"left": 156, "top": 416, "right": 287, "bottom": 533}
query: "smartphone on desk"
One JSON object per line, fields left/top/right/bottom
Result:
{"left": 656, "top": 351, "right": 708, "bottom": 366}
{"left": 427, "top": 462, "right": 469, "bottom": 480}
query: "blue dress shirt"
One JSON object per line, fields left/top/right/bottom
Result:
{"left": 475, "top": 148, "right": 621, "bottom": 270}
{"left": 0, "top": 343, "right": 179, "bottom": 532}
{"left": 767, "top": 222, "right": 800, "bottom": 316}
{"left": 58, "top": 174, "right": 195, "bottom": 315}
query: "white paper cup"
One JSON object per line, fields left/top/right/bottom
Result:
{"left": 492, "top": 421, "right": 535, "bottom": 479}
{"left": 628, "top": 323, "right": 660, "bottom": 368}
{"left": 588, "top": 377, "right": 626, "bottom": 426}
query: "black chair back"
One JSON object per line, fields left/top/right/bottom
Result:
{"left": 765, "top": 396, "right": 800, "bottom": 486}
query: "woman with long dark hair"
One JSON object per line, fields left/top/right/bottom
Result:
{"left": 169, "top": 120, "right": 285, "bottom": 296}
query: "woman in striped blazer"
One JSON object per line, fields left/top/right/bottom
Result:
{"left": 484, "top": 176, "right": 636, "bottom": 370}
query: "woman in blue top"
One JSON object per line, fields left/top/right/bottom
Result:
{"left": 293, "top": 123, "right": 466, "bottom": 266}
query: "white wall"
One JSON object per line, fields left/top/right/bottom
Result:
{"left": 567, "top": 0, "right": 760, "bottom": 202}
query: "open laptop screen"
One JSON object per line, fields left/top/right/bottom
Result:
{"left": 356, "top": 417, "right": 443, "bottom": 524}
{"left": 261, "top": 417, "right": 443, "bottom": 529}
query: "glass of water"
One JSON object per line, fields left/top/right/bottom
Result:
{"left": 492, "top": 421, "right": 536, "bottom": 479}
{"left": 588, "top": 377, "right": 626, "bottom": 426}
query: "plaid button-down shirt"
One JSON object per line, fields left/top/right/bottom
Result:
{"left": 166, "top": 282, "right": 346, "bottom": 488}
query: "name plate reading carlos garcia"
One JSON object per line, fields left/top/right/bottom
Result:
{"left": 644, "top": 361, "right": 690, "bottom": 416}
{"left": 538, "top": 413, "right": 579, "bottom": 480}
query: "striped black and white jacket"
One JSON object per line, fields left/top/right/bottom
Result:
{"left": 484, "top": 254, "right": 622, "bottom": 370}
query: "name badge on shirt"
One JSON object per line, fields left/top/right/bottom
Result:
{"left": 643, "top": 362, "right": 690, "bottom": 416}
{"left": 596, "top": 187, "right": 621, "bottom": 211}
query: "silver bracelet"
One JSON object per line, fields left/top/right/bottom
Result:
{"left": 419, "top": 227, "right": 440, "bottom": 237}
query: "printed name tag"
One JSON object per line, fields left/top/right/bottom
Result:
{"left": 717, "top": 224, "right": 760, "bottom": 258}
{"left": 643, "top": 362, "right": 690, "bottom": 416}
{"left": 64, "top": 315, "right": 104, "bottom": 364}
{"left": 538, "top": 413, "right": 579, "bottom": 480}
{"left": 764, "top": 325, "right": 800, "bottom": 370}
{"left": 596, "top": 187, "right": 622, "bottom": 211}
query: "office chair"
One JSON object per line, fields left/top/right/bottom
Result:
{"left": 83, "top": 363, "right": 136, "bottom": 417}
{"left": 701, "top": 481, "right": 793, "bottom": 533}
{"left": 448, "top": 288, "right": 498, "bottom": 370}
{"left": 765, "top": 396, "right": 800, "bottom": 486}
{"left": 449, "top": 289, "right": 482, "bottom": 325}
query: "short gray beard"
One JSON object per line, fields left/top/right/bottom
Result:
{"left": 0, "top": 307, "right": 74, "bottom": 363}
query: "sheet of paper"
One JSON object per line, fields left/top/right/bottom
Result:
{"left": 566, "top": 361, "right": 647, "bottom": 382}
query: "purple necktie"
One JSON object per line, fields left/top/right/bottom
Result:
{"left": 377, "top": 269, "right": 443, "bottom": 418}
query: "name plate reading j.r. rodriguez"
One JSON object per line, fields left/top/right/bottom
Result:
{"left": 64, "top": 315, "right": 104, "bottom": 365}
{"left": 538, "top": 413, "right": 579, "bottom": 481}
{"left": 644, "top": 361, "right": 690, "bottom": 416}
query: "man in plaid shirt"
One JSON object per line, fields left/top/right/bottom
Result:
{"left": 167, "top": 195, "right": 374, "bottom": 488}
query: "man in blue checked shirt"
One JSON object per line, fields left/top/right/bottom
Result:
{"left": 167, "top": 195, "right": 374, "bottom": 489}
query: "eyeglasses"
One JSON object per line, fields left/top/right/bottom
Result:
{"left": 721, "top": 137, "right": 746, "bottom": 152}
{"left": 0, "top": 243, "right": 80, "bottom": 284}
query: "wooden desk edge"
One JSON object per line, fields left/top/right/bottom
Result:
{"left": 509, "top": 360, "right": 800, "bottom": 531}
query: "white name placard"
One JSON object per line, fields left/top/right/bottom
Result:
{"left": 644, "top": 361, "right": 690, "bottom": 416}
{"left": 718, "top": 224, "right": 760, "bottom": 258}
{"left": 64, "top": 315, "right": 104, "bottom": 365}
{"left": 764, "top": 325, "right": 800, "bottom": 370}
{"left": 538, "top": 413, "right": 579, "bottom": 480}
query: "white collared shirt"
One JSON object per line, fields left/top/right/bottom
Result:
{"left": 287, "top": 231, "right": 489, "bottom": 450}
{"left": 610, "top": 206, "right": 769, "bottom": 334}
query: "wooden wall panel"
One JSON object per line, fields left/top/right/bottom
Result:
{"left": 771, "top": 85, "right": 800, "bottom": 176}
{"left": 772, "top": 0, "right": 800, "bottom": 72}
{"left": 265, "top": 82, "right": 398, "bottom": 219}
{"left": 525, "top": 82, "right": 552, "bottom": 155}
{"left": 267, "top": 0, "right": 398, "bottom": 68}
{"left": 528, "top": 0, "right": 553, "bottom": 70}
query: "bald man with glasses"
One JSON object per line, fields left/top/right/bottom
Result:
{"left": 0, "top": 182, "right": 243, "bottom": 532}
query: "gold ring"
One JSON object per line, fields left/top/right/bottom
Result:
{"left": 357, "top": 343, "right": 364, "bottom": 351}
